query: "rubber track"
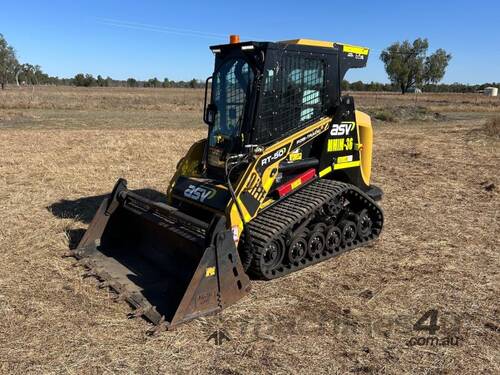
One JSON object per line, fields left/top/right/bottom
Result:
{"left": 246, "top": 179, "right": 383, "bottom": 279}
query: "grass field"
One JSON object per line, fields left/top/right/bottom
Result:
{"left": 0, "top": 86, "right": 499, "bottom": 374}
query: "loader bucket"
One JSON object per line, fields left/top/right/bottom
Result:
{"left": 72, "top": 179, "right": 251, "bottom": 329}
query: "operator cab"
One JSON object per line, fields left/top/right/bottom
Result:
{"left": 203, "top": 36, "right": 368, "bottom": 180}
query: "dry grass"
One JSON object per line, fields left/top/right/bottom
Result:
{"left": 349, "top": 91, "right": 500, "bottom": 113}
{"left": 0, "top": 86, "right": 205, "bottom": 130}
{"left": 0, "top": 87, "right": 499, "bottom": 374}
{"left": 483, "top": 116, "right": 500, "bottom": 137}
{"left": 0, "top": 86, "right": 204, "bottom": 111}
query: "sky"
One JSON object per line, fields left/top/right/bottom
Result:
{"left": 2, "top": 0, "right": 499, "bottom": 84}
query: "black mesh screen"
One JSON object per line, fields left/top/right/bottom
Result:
{"left": 254, "top": 55, "right": 327, "bottom": 144}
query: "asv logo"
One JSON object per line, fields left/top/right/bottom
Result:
{"left": 330, "top": 123, "right": 355, "bottom": 136}
{"left": 184, "top": 185, "right": 216, "bottom": 202}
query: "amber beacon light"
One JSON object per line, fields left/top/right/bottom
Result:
{"left": 230, "top": 34, "right": 240, "bottom": 44}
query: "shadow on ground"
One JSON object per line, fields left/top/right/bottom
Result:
{"left": 47, "top": 188, "right": 168, "bottom": 249}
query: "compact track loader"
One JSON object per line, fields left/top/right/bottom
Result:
{"left": 73, "top": 36, "right": 384, "bottom": 329}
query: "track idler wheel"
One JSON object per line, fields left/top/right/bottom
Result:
{"left": 307, "top": 223, "right": 326, "bottom": 258}
{"left": 325, "top": 225, "right": 341, "bottom": 252}
{"left": 287, "top": 235, "right": 307, "bottom": 264}
{"left": 260, "top": 238, "right": 285, "bottom": 272}
{"left": 339, "top": 220, "right": 357, "bottom": 246}
{"left": 357, "top": 209, "right": 373, "bottom": 239}
{"left": 325, "top": 196, "right": 344, "bottom": 217}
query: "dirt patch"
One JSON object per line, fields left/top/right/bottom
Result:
{"left": 370, "top": 106, "right": 445, "bottom": 123}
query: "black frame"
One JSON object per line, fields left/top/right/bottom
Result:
{"left": 205, "top": 40, "right": 368, "bottom": 149}
{"left": 206, "top": 45, "right": 264, "bottom": 150}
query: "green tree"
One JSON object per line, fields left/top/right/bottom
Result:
{"left": 162, "top": 78, "right": 170, "bottom": 88}
{"left": 73, "top": 73, "right": 95, "bottom": 87}
{"left": 32, "top": 65, "right": 44, "bottom": 84}
{"left": 146, "top": 77, "right": 160, "bottom": 88}
{"left": 73, "top": 73, "right": 85, "bottom": 86}
{"left": 127, "top": 78, "right": 138, "bottom": 87}
{"left": 0, "top": 34, "right": 19, "bottom": 89}
{"left": 96, "top": 74, "right": 105, "bottom": 87}
{"left": 84, "top": 74, "right": 96, "bottom": 87}
{"left": 424, "top": 49, "right": 452, "bottom": 84}
{"left": 380, "top": 38, "right": 451, "bottom": 94}
{"left": 16, "top": 63, "right": 36, "bottom": 85}
{"left": 189, "top": 78, "right": 198, "bottom": 88}
{"left": 350, "top": 80, "right": 365, "bottom": 91}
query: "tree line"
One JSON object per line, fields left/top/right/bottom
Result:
{"left": 70, "top": 74, "right": 203, "bottom": 88}
{"left": 1, "top": 33, "right": 498, "bottom": 93}
{"left": 342, "top": 80, "right": 499, "bottom": 93}
{"left": 0, "top": 33, "right": 204, "bottom": 89}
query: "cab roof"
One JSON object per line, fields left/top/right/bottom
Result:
{"left": 210, "top": 38, "right": 369, "bottom": 57}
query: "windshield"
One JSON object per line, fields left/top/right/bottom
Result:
{"left": 209, "top": 57, "right": 254, "bottom": 147}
